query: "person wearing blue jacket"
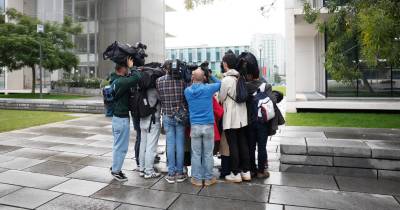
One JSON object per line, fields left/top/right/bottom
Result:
{"left": 184, "top": 68, "right": 221, "bottom": 186}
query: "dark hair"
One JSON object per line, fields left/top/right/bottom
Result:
{"left": 115, "top": 63, "right": 126, "bottom": 71}
{"left": 222, "top": 50, "right": 238, "bottom": 70}
{"left": 238, "top": 52, "right": 259, "bottom": 78}
{"left": 163, "top": 60, "right": 173, "bottom": 74}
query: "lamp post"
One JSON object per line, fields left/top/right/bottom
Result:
{"left": 37, "top": 24, "right": 44, "bottom": 99}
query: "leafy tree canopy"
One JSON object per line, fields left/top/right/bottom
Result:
{"left": 0, "top": 8, "right": 82, "bottom": 93}
{"left": 303, "top": 0, "right": 400, "bottom": 85}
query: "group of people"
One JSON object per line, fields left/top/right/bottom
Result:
{"left": 107, "top": 50, "right": 284, "bottom": 187}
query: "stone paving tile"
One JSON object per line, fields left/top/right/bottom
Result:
{"left": 253, "top": 171, "right": 338, "bottom": 190}
{"left": 24, "top": 160, "right": 85, "bottom": 176}
{"left": 0, "top": 205, "right": 26, "bottom": 210}
{"left": 0, "top": 146, "right": 22, "bottom": 154}
{"left": 151, "top": 178, "right": 202, "bottom": 194}
{"left": 269, "top": 185, "right": 400, "bottom": 210}
{"left": 87, "top": 140, "right": 113, "bottom": 148}
{"left": 64, "top": 120, "right": 111, "bottom": 127}
{"left": 115, "top": 203, "right": 162, "bottom": 210}
{"left": 335, "top": 176, "right": 400, "bottom": 196}
{"left": 121, "top": 171, "right": 162, "bottom": 188}
{"left": 74, "top": 155, "right": 137, "bottom": 171}
{"left": 0, "top": 170, "right": 68, "bottom": 189}
{"left": 92, "top": 184, "right": 180, "bottom": 209}
{"left": 46, "top": 152, "right": 88, "bottom": 163}
{"left": 67, "top": 166, "right": 114, "bottom": 183}
{"left": 277, "top": 137, "right": 307, "bottom": 155}
{"left": 49, "top": 144, "right": 111, "bottom": 155}
{"left": 3, "top": 148, "right": 59, "bottom": 160}
{"left": 280, "top": 163, "right": 378, "bottom": 178}
{"left": 0, "top": 157, "right": 45, "bottom": 170}
{"left": 37, "top": 194, "right": 121, "bottom": 210}
{"left": 0, "top": 131, "right": 41, "bottom": 139}
{"left": 0, "top": 183, "right": 22, "bottom": 197}
{"left": 0, "top": 155, "right": 15, "bottom": 163}
{"left": 284, "top": 206, "right": 329, "bottom": 210}
{"left": 199, "top": 182, "right": 270, "bottom": 203}
{"left": 50, "top": 179, "right": 108, "bottom": 196}
{"left": 27, "top": 127, "right": 95, "bottom": 138}
{"left": 15, "top": 140, "right": 64, "bottom": 150}
{"left": 86, "top": 134, "right": 114, "bottom": 141}
{"left": 277, "top": 131, "right": 326, "bottom": 138}
{"left": 280, "top": 154, "right": 333, "bottom": 166}
{"left": 169, "top": 194, "right": 283, "bottom": 210}
{"left": 0, "top": 188, "right": 61, "bottom": 209}
{"left": 31, "top": 135, "right": 97, "bottom": 146}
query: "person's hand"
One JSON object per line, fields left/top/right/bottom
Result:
{"left": 127, "top": 57, "right": 134, "bottom": 68}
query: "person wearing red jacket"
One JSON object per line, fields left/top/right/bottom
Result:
{"left": 213, "top": 97, "right": 223, "bottom": 142}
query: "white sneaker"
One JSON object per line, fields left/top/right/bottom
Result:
{"left": 144, "top": 172, "right": 161, "bottom": 179}
{"left": 225, "top": 172, "right": 242, "bottom": 183}
{"left": 139, "top": 170, "right": 145, "bottom": 177}
{"left": 241, "top": 171, "right": 251, "bottom": 181}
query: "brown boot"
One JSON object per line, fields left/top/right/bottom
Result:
{"left": 257, "top": 171, "right": 270, "bottom": 179}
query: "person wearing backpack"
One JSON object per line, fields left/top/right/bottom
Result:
{"left": 110, "top": 57, "right": 142, "bottom": 182}
{"left": 245, "top": 65, "right": 273, "bottom": 179}
{"left": 218, "top": 51, "right": 251, "bottom": 183}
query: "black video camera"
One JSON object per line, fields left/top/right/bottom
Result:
{"left": 103, "top": 41, "right": 148, "bottom": 67}
{"left": 169, "top": 59, "right": 198, "bottom": 83}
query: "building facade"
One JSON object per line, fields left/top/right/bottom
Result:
{"left": 0, "top": 0, "right": 165, "bottom": 91}
{"left": 250, "top": 33, "right": 285, "bottom": 83}
{"left": 166, "top": 45, "right": 250, "bottom": 73}
{"left": 285, "top": 0, "right": 400, "bottom": 112}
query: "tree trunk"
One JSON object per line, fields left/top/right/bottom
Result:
{"left": 360, "top": 70, "right": 374, "bottom": 93}
{"left": 31, "top": 65, "right": 36, "bottom": 94}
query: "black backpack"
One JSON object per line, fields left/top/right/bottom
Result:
{"left": 129, "top": 87, "right": 158, "bottom": 119}
{"left": 228, "top": 75, "right": 248, "bottom": 103}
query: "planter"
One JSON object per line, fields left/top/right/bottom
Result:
{"left": 51, "top": 86, "right": 102, "bottom": 96}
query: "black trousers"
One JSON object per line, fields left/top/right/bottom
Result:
{"left": 247, "top": 122, "right": 268, "bottom": 173}
{"left": 225, "top": 127, "right": 250, "bottom": 174}
{"left": 132, "top": 115, "right": 141, "bottom": 166}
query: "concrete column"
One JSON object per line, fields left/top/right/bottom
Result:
{"left": 285, "top": 0, "right": 296, "bottom": 102}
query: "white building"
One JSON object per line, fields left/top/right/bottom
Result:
{"left": 285, "top": 0, "right": 400, "bottom": 112}
{"left": 250, "top": 33, "right": 285, "bottom": 82}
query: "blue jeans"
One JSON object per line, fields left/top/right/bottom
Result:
{"left": 111, "top": 116, "right": 130, "bottom": 173}
{"left": 190, "top": 124, "right": 214, "bottom": 181}
{"left": 163, "top": 115, "right": 185, "bottom": 176}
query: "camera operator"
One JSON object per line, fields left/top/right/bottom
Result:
{"left": 110, "top": 57, "right": 141, "bottom": 182}
{"left": 156, "top": 60, "right": 188, "bottom": 184}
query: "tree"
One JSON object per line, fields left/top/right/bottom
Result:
{"left": 303, "top": 0, "right": 400, "bottom": 93}
{"left": 0, "top": 8, "right": 82, "bottom": 93}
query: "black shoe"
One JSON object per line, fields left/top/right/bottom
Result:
{"left": 111, "top": 170, "right": 128, "bottom": 182}
{"left": 154, "top": 155, "right": 161, "bottom": 164}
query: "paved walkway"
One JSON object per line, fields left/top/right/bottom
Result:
{"left": 0, "top": 115, "right": 399, "bottom": 209}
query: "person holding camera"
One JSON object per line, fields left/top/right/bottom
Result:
{"left": 110, "top": 57, "right": 141, "bottom": 181}
{"left": 219, "top": 51, "right": 251, "bottom": 183}
{"left": 184, "top": 68, "right": 221, "bottom": 186}
{"left": 156, "top": 61, "right": 188, "bottom": 184}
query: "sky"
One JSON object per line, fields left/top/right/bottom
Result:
{"left": 165, "top": 0, "right": 285, "bottom": 48}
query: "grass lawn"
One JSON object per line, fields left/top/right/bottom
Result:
{"left": 286, "top": 112, "right": 400, "bottom": 129}
{"left": 272, "top": 86, "right": 286, "bottom": 96}
{"left": 0, "top": 93, "right": 88, "bottom": 100}
{"left": 0, "top": 110, "right": 77, "bottom": 132}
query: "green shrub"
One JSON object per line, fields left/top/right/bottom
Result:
{"left": 53, "top": 76, "right": 103, "bottom": 89}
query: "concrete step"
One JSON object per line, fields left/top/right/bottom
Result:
{"left": 277, "top": 136, "right": 400, "bottom": 180}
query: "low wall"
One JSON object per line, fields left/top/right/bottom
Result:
{"left": 0, "top": 98, "right": 105, "bottom": 114}
{"left": 279, "top": 136, "right": 400, "bottom": 180}
{"left": 51, "top": 87, "right": 102, "bottom": 96}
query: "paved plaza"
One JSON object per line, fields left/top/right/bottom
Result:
{"left": 0, "top": 114, "right": 398, "bottom": 209}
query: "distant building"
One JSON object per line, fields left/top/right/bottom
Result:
{"left": 166, "top": 45, "right": 250, "bottom": 73}
{"left": 0, "top": 0, "right": 165, "bottom": 92}
{"left": 250, "top": 33, "right": 285, "bottom": 81}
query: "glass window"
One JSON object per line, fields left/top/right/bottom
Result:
{"left": 64, "top": 0, "right": 72, "bottom": 17}
{"left": 89, "top": 0, "right": 95, "bottom": 21}
{"left": 89, "top": 66, "right": 95, "bottom": 77}
{"left": 197, "top": 48, "right": 202, "bottom": 62}
{"left": 0, "top": 70, "right": 4, "bottom": 90}
{"left": 216, "top": 48, "right": 221, "bottom": 61}
{"left": 75, "top": 34, "right": 87, "bottom": 53}
{"left": 75, "top": 0, "right": 88, "bottom": 22}
{"left": 206, "top": 48, "right": 211, "bottom": 61}
{"left": 211, "top": 62, "right": 216, "bottom": 71}
{"left": 188, "top": 49, "right": 193, "bottom": 63}
{"left": 89, "top": 33, "right": 95, "bottom": 54}
{"left": 0, "top": 0, "right": 4, "bottom": 13}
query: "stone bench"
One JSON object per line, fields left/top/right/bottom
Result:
{"left": 278, "top": 136, "right": 400, "bottom": 181}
